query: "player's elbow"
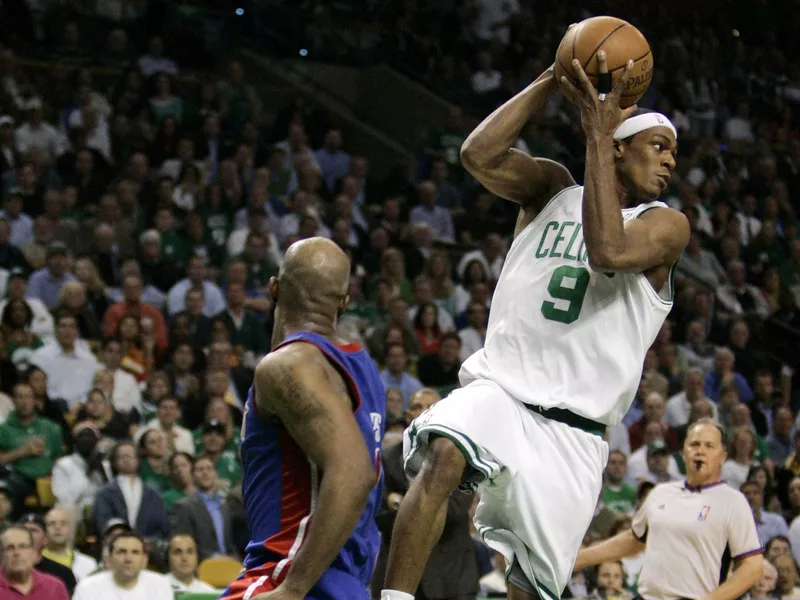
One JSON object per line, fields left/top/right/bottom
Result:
{"left": 460, "top": 136, "right": 495, "bottom": 174}
{"left": 586, "top": 248, "right": 620, "bottom": 272}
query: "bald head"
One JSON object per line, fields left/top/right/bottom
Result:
{"left": 273, "top": 237, "right": 351, "bottom": 315}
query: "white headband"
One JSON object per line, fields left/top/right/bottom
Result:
{"left": 613, "top": 112, "right": 677, "bottom": 141}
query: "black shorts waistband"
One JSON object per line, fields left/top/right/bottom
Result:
{"left": 525, "top": 404, "right": 606, "bottom": 437}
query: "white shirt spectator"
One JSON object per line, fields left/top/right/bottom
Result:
{"left": 74, "top": 570, "right": 173, "bottom": 600}
{"left": 789, "top": 515, "right": 800, "bottom": 567}
{"left": 723, "top": 116, "right": 755, "bottom": 143}
{"left": 161, "top": 158, "right": 204, "bottom": 183}
{"left": 70, "top": 550, "right": 98, "bottom": 581}
{"left": 606, "top": 423, "right": 632, "bottom": 456}
{"left": 458, "top": 326, "right": 485, "bottom": 362}
{"left": 112, "top": 368, "right": 142, "bottom": 415}
{"left": 737, "top": 213, "right": 761, "bottom": 247}
{"left": 721, "top": 460, "right": 751, "bottom": 491}
{"left": 458, "top": 249, "right": 504, "bottom": 282}
{"left": 716, "top": 282, "right": 770, "bottom": 319}
{"left": 166, "top": 279, "right": 226, "bottom": 317}
{"left": 68, "top": 109, "right": 112, "bottom": 161}
{"left": 138, "top": 56, "right": 179, "bottom": 78}
{"left": 473, "top": 0, "right": 519, "bottom": 44}
{"left": 1, "top": 210, "right": 34, "bottom": 248}
{"left": 166, "top": 573, "right": 217, "bottom": 593}
{"left": 51, "top": 453, "right": 103, "bottom": 513}
{"left": 29, "top": 341, "right": 101, "bottom": 407}
{"left": 472, "top": 69, "right": 502, "bottom": 94}
{"left": 665, "top": 391, "right": 718, "bottom": 428}
{"left": 227, "top": 228, "right": 283, "bottom": 268}
{"left": 135, "top": 419, "right": 195, "bottom": 455}
{"left": 0, "top": 297, "right": 54, "bottom": 341}
{"left": 15, "top": 120, "right": 66, "bottom": 163}
{"left": 625, "top": 445, "right": 682, "bottom": 484}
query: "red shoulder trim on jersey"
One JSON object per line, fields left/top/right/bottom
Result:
{"left": 335, "top": 342, "right": 362, "bottom": 353}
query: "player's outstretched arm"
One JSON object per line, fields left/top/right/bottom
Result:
{"left": 573, "top": 529, "right": 645, "bottom": 571}
{"left": 701, "top": 554, "right": 763, "bottom": 600}
{"left": 460, "top": 66, "right": 574, "bottom": 209}
{"left": 253, "top": 344, "right": 376, "bottom": 599}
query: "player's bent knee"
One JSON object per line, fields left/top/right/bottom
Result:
{"left": 417, "top": 435, "right": 469, "bottom": 494}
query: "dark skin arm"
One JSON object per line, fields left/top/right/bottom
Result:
{"left": 560, "top": 53, "right": 689, "bottom": 286}
{"left": 460, "top": 65, "right": 575, "bottom": 234}
{"left": 252, "top": 343, "right": 376, "bottom": 600}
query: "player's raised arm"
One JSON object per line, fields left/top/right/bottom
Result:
{"left": 460, "top": 66, "right": 574, "bottom": 209}
{"left": 559, "top": 52, "right": 689, "bottom": 274}
{"left": 253, "top": 343, "right": 375, "bottom": 599}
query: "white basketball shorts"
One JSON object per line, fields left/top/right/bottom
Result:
{"left": 403, "top": 379, "right": 609, "bottom": 599}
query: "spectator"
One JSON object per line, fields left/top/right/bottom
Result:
{"left": 166, "top": 254, "right": 225, "bottom": 317}
{"left": 51, "top": 422, "right": 104, "bottom": 522}
{"left": 717, "top": 259, "right": 770, "bottom": 320}
{"left": 75, "top": 386, "right": 132, "bottom": 441}
{"left": 14, "top": 98, "right": 65, "bottom": 165}
{"left": 665, "top": 368, "right": 717, "bottom": 427}
{"left": 723, "top": 427, "right": 760, "bottom": 490}
{"left": 92, "top": 440, "right": 170, "bottom": 540}
{"left": 100, "top": 337, "right": 143, "bottom": 416}
{"left": 458, "top": 301, "right": 487, "bottom": 362}
{"left": 162, "top": 452, "right": 195, "bottom": 514}
{"left": 772, "top": 553, "right": 800, "bottom": 600}
{"left": 73, "top": 533, "right": 173, "bottom": 600}
{"left": 137, "top": 429, "right": 171, "bottom": 492}
{"left": 314, "top": 127, "right": 351, "bottom": 192}
{"left": 768, "top": 408, "right": 794, "bottom": 466}
{"left": 471, "top": 50, "right": 502, "bottom": 95}
{"left": 26, "top": 242, "right": 74, "bottom": 310}
{"left": 380, "top": 343, "right": 423, "bottom": 410}
{"left": 138, "top": 396, "right": 194, "bottom": 456}
{"left": 2, "top": 188, "right": 33, "bottom": 248}
{"left": 0, "top": 383, "right": 63, "bottom": 506}
{"left": 741, "top": 480, "right": 789, "bottom": 547}
{"left": 166, "top": 534, "right": 216, "bottom": 592}
{"left": 41, "top": 508, "right": 97, "bottom": 581}
{"left": 149, "top": 73, "right": 183, "bottom": 125}
{"left": 417, "top": 332, "right": 462, "bottom": 393}
{"left": 704, "top": 347, "right": 754, "bottom": 404}
{"left": 138, "top": 36, "right": 178, "bottom": 78}
{"left": 410, "top": 181, "right": 455, "bottom": 244}
{"left": 29, "top": 311, "right": 100, "bottom": 408}
{"left": 601, "top": 452, "right": 637, "bottom": 515}
{"left": 0, "top": 526, "right": 69, "bottom": 600}
{"left": 19, "top": 513, "right": 77, "bottom": 595}
{"left": 171, "top": 455, "right": 236, "bottom": 560}
{"left": 628, "top": 392, "right": 680, "bottom": 452}
{"left": 625, "top": 420, "right": 683, "bottom": 484}
{"left": 196, "top": 419, "right": 242, "bottom": 493}
{"left": 457, "top": 234, "right": 505, "bottom": 284}
{"left": 0, "top": 267, "right": 54, "bottom": 341}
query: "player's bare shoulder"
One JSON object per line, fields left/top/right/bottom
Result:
{"left": 254, "top": 342, "right": 351, "bottom": 421}
{"left": 636, "top": 205, "right": 691, "bottom": 264}
{"left": 513, "top": 158, "right": 576, "bottom": 237}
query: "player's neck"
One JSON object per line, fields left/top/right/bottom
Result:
{"left": 272, "top": 312, "right": 336, "bottom": 348}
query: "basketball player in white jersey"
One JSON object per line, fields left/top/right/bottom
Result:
{"left": 381, "top": 43, "right": 690, "bottom": 600}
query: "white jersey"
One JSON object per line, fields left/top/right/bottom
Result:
{"left": 460, "top": 185, "right": 673, "bottom": 426}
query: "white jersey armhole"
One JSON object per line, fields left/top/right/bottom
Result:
{"left": 631, "top": 203, "right": 676, "bottom": 305}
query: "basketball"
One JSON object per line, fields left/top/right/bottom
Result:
{"left": 555, "top": 16, "right": 652, "bottom": 108}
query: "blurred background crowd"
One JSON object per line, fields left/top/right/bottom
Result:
{"left": 0, "top": 0, "right": 798, "bottom": 599}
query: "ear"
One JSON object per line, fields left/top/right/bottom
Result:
{"left": 338, "top": 294, "right": 350, "bottom": 317}
{"left": 268, "top": 276, "right": 278, "bottom": 304}
{"left": 613, "top": 139, "right": 625, "bottom": 160}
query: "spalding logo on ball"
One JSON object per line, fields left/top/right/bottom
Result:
{"left": 554, "top": 16, "right": 653, "bottom": 108}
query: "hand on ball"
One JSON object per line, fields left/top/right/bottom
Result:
{"left": 559, "top": 50, "right": 638, "bottom": 140}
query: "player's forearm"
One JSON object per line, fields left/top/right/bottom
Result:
{"left": 703, "top": 556, "right": 763, "bottom": 600}
{"left": 461, "top": 67, "right": 558, "bottom": 169}
{"left": 574, "top": 530, "right": 644, "bottom": 570}
{"left": 582, "top": 135, "right": 627, "bottom": 270}
{"left": 280, "top": 465, "right": 374, "bottom": 596}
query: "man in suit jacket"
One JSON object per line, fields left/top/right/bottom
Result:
{"left": 171, "top": 455, "right": 236, "bottom": 560}
{"left": 92, "top": 440, "right": 170, "bottom": 541}
{"left": 371, "top": 389, "right": 479, "bottom": 600}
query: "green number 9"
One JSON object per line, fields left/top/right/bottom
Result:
{"left": 540, "top": 266, "right": 590, "bottom": 324}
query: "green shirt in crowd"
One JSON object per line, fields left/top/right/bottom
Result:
{"left": 0, "top": 412, "right": 63, "bottom": 479}
{"left": 601, "top": 482, "right": 638, "bottom": 515}
{"left": 140, "top": 458, "right": 171, "bottom": 492}
{"left": 162, "top": 488, "right": 187, "bottom": 514}
{"left": 215, "top": 450, "right": 243, "bottom": 492}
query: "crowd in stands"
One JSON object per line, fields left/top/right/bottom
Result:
{"left": 0, "top": 0, "right": 797, "bottom": 599}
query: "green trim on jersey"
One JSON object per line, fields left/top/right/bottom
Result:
{"left": 406, "top": 420, "right": 499, "bottom": 481}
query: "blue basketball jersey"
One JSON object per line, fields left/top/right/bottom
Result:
{"left": 221, "top": 332, "right": 385, "bottom": 600}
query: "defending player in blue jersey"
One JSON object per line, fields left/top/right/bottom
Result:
{"left": 220, "top": 237, "right": 385, "bottom": 600}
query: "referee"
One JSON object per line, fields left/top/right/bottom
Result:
{"left": 575, "top": 418, "right": 764, "bottom": 600}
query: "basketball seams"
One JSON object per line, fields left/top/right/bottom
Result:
{"left": 582, "top": 22, "right": 628, "bottom": 71}
{"left": 584, "top": 49, "right": 652, "bottom": 76}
